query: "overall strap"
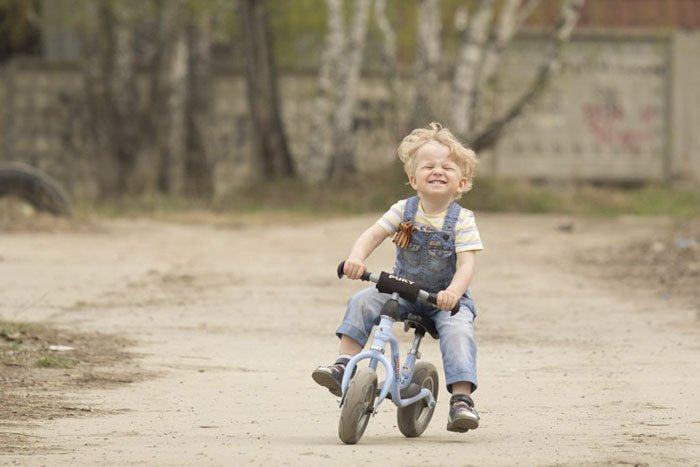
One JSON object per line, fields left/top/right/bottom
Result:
{"left": 442, "top": 202, "right": 462, "bottom": 234}
{"left": 403, "top": 196, "right": 420, "bottom": 223}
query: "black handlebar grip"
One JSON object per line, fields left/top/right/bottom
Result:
{"left": 337, "top": 261, "right": 371, "bottom": 281}
{"left": 337, "top": 261, "right": 345, "bottom": 279}
{"left": 427, "top": 293, "right": 461, "bottom": 316}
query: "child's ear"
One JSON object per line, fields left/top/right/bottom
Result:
{"left": 408, "top": 175, "right": 418, "bottom": 190}
{"left": 458, "top": 177, "right": 469, "bottom": 192}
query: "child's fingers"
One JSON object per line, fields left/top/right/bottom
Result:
{"left": 351, "top": 265, "right": 366, "bottom": 279}
{"left": 344, "top": 260, "right": 365, "bottom": 280}
{"left": 437, "top": 290, "right": 458, "bottom": 311}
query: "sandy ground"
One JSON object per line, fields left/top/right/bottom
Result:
{"left": 1, "top": 213, "right": 699, "bottom": 466}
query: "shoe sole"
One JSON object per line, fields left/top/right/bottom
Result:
{"left": 446, "top": 417, "right": 479, "bottom": 433}
{"left": 311, "top": 370, "right": 342, "bottom": 397}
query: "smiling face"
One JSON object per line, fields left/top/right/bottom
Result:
{"left": 408, "top": 141, "right": 469, "bottom": 202}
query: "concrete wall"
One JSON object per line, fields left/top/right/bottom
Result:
{"left": 1, "top": 30, "right": 699, "bottom": 198}
{"left": 486, "top": 31, "right": 672, "bottom": 182}
{"left": 671, "top": 31, "right": 700, "bottom": 183}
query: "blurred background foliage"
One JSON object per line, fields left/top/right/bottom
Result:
{"left": 1, "top": 0, "right": 699, "bottom": 220}
{"left": 0, "top": 0, "right": 40, "bottom": 61}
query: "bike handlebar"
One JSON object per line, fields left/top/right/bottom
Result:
{"left": 337, "top": 261, "right": 460, "bottom": 316}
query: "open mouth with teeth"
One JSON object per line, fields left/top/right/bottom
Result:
{"left": 428, "top": 179, "right": 447, "bottom": 185}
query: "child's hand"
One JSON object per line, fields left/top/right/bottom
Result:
{"left": 343, "top": 258, "right": 366, "bottom": 280}
{"left": 437, "top": 289, "right": 460, "bottom": 312}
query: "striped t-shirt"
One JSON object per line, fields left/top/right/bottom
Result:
{"left": 377, "top": 199, "right": 484, "bottom": 253}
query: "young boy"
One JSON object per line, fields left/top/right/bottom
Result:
{"left": 312, "top": 122, "right": 483, "bottom": 433}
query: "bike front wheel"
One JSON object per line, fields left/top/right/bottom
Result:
{"left": 338, "top": 367, "right": 377, "bottom": 444}
{"left": 396, "top": 361, "right": 439, "bottom": 437}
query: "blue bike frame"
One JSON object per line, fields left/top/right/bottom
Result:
{"left": 339, "top": 293, "right": 436, "bottom": 414}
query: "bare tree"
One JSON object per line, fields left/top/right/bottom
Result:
{"left": 81, "top": 0, "right": 142, "bottom": 196}
{"left": 450, "top": 0, "right": 494, "bottom": 135}
{"left": 239, "top": 0, "right": 295, "bottom": 178}
{"left": 327, "top": 0, "right": 372, "bottom": 179}
{"left": 152, "top": 0, "right": 215, "bottom": 197}
{"left": 305, "top": 0, "right": 344, "bottom": 181}
{"left": 80, "top": 0, "right": 217, "bottom": 198}
{"left": 305, "top": 0, "right": 372, "bottom": 180}
{"left": 304, "top": 0, "right": 585, "bottom": 180}
{"left": 411, "top": 0, "right": 442, "bottom": 128}
{"left": 470, "top": 0, "right": 585, "bottom": 152}
{"left": 154, "top": 0, "right": 188, "bottom": 195}
{"left": 373, "top": 0, "right": 400, "bottom": 131}
{"left": 478, "top": 0, "right": 541, "bottom": 88}
{"left": 409, "top": 0, "right": 583, "bottom": 153}
{"left": 183, "top": 6, "right": 215, "bottom": 197}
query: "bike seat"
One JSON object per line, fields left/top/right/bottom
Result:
{"left": 403, "top": 313, "right": 439, "bottom": 340}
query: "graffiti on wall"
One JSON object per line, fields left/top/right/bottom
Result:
{"left": 581, "top": 85, "right": 662, "bottom": 154}
{"left": 492, "top": 37, "right": 669, "bottom": 179}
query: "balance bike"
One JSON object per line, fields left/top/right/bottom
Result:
{"left": 335, "top": 262, "right": 459, "bottom": 444}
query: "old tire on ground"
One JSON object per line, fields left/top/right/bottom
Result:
{"left": 0, "top": 162, "right": 72, "bottom": 216}
{"left": 338, "top": 367, "right": 377, "bottom": 445}
{"left": 396, "top": 361, "right": 439, "bottom": 438}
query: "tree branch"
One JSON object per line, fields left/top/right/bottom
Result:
{"left": 470, "top": 0, "right": 585, "bottom": 153}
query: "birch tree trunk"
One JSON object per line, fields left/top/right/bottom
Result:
{"left": 81, "top": 0, "right": 142, "bottom": 197}
{"left": 81, "top": 1, "right": 118, "bottom": 196}
{"left": 110, "top": 2, "right": 141, "bottom": 192}
{"left": 156, "top": 0, "right": 188, "bottom": 195}
{"left": 305, "top": 0, "right": 344, "bottom": 181}
{"left": 80, "top": 0, "right": 216, "bottom": 197}
{"left": 151, "top": 1, "right": 214, "bottom": 197}
{"left": 239, "top": 0, "right": 295, "bottom": 178}
{"left": 374, "top": 0, "right": 400, "bottom": 133}
{"left": 328, "top": 0, "right": 371, "bottom": 179}
{"left": 450, "top": 0, "right": 493, "bottom": 135}
{"left": 465, "top": 0, "right": 541, "bottom": 134}
{"left": 412, "top": 0, "right": 442, "bottom": 128}
{"left": 183, "top": 8, "right": 214, "bottom": 197}
{"left": 471, "top": 0, "right": 585, "bottom": 152}
{"left": 478, "top": 0, "right": 542, "bottom": 87}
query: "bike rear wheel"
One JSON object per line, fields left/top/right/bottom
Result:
{"left": 338, "top": 367, "right": 377, "bottom": 444}
{"left": 396, "top": 361, "right": 439, "bottom": 437}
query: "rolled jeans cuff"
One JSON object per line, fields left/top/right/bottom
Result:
{"left": 335, "top": 323, "right": 370, "bottom": 347}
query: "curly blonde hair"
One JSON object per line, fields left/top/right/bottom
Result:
{"left": 397, "top": 122, "right": 478, "bottom": 193}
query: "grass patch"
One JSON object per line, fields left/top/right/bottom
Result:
{"left": 71, "top": 169, "right": 700, "bottom": 220}
{"left": 73, "top": 194, "right": 212, "bottom": 219}
{"left": 35, "top": 356, "right": 74, "bottom": 369}
{"left": 2, "top": 319, "right": 140, "bottom": 453}
{"left": 0, "top": 320, "right": 47, "bottom": 339}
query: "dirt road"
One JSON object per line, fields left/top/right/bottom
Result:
{"left": 1, "top": 213, "right": 699, "bottom": 466}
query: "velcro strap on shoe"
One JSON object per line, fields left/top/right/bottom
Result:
{"left": 450, "top": 394, "right": 474, "bottom": 407}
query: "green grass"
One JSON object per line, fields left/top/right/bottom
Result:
{"left": 0, "top": 320, "right": 46, "bottom": 337}
{"left": 35, "top": 356, "right": 74, "bottom": 369}
{"left": 470, "top": 179, "right": 700, "bottom": 217}
{"left": 73, "top": 170, "right": 700, "bottom": 220}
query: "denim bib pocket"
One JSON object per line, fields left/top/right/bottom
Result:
{"left": 426, "top": 234, "right": 454, "bottom": 259}
{"left": 398, "top": 240, "right": 421, "bottom": 268}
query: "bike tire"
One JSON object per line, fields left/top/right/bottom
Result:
{"left": 0, "top": 161, "right": 72, "bottom": 216}
{"left": 338, "top": 367, "right": 377, "bottom": 445}
{"left": 396, "top": 361, "right": 439, "bottom": 438}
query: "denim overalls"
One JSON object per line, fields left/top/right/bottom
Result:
{"left": 336, "top": 196, "right": 478, "bottom": 392}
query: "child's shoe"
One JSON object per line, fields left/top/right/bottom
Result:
{"left": 311, "top": 358, "right": 349, "bottom": 397}
{"left": 446, "top": 394, "right": 480, "bottom": 432}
